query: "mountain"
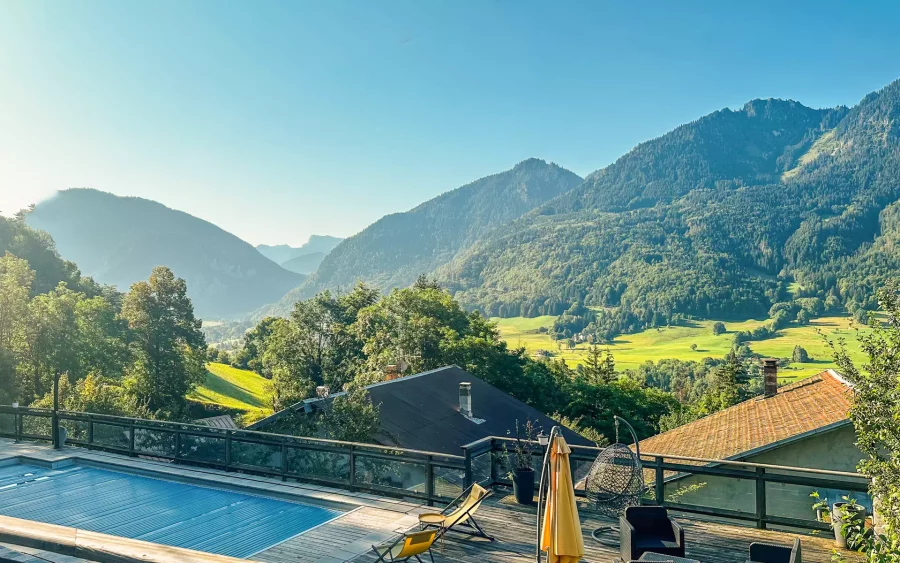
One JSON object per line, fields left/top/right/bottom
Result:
{"left": 26, "top": 189, "right": 305, "bottom": 319}
{"left": 436, "top": 79, "right": 900, "bottom": 337}
{"left": 256, "top": 235, "right": 343, "bottom": 265}
{"left": 280, "top": 251, "right": 327, "bottom": 275}
{"left": 260, "top": 158, "right": 583, "bottom": 317}
{"left": 256, "top": 244, "right": 301, "bottom": 264}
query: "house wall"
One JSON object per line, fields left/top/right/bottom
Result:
{"left": 663, "top": 424, "right": 869, "bottom": 522}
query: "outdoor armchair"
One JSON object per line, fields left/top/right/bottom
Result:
{"left": 619, "top": 506, "right": 686, "bottom": 561}
{"left": 748, "top": 538, "right": 801, "bottom": 563}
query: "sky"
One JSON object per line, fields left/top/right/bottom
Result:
{"left": 1, "top": 1, "right": 899, "bottom": 246}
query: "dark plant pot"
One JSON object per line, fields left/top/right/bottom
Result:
{"left": 512, "top": 468, "right": 535, "bottom": 505}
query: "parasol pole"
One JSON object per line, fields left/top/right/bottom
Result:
{"left": 535, "top": 425, "right": 560, "bottom": 563}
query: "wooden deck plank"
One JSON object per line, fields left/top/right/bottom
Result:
{"left": 349, "top": 497, "right": 864, "bottom": 563}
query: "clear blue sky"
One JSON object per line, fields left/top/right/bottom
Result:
{"left": 1, "top": 1, "right": 898, "bottom": 246}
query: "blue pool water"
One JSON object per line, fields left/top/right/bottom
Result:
{"left": 0, "top": 463, "right": 343, "bottom": 558}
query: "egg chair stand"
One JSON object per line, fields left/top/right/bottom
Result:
{"left": 584, "top": 416, "right": 645, "bottom": 547}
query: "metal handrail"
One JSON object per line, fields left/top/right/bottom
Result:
{"left": 639, "top": 452, "right": 868, "bottom": 479}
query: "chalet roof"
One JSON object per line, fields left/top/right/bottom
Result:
{"left": 637, "top": 369, "right": 852, "bottom": 462}
{"left": 251, "top": 365, "right": 592, "bottom": 455}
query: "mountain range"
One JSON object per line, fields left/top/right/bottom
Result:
{"left": 256, "top": 235, "right": 343, "bottom": 275}
{"left": 24, "top": 78, "right": 900, "bottom": 334}
{"left": 26, "top": 189, "right": 304, "bottom": 319}
{"left": 265, "top": 79, "right": 900, "bottom": 334}
{"left": 257, "top": 158, "right": 583, "bottom": 317}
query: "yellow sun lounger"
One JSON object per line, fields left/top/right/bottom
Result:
{"left": 371, "top": 529, "right": 438, "bottom": 562}
{"left": 418, "top": 482, "right": 494, "bottom": 541}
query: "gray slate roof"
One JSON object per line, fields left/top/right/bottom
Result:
{"left": 251, "top": 365, "right": 592, "bottom": 455}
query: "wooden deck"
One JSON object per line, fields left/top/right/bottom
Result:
{"left": 351, "top": 495, "right": 864, "bottom": 563}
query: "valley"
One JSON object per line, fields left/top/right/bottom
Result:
{"left": 493, "top": 314, "right": 869, "bottom": 382}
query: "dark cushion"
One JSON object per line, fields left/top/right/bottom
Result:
{"left": 636, "top": 539, "right": 682, "bottom": 551}
{"left": 625, "top": 506, "right": 673, "bottom": 532}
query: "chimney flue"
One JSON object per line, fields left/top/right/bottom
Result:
{"left": 763, "top": 359, "right": 778, "bottom": 398}
{"left": 459, "top": 382, "right": 473, "bottom": 418}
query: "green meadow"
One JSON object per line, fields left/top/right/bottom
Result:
{"left": 493, "top": 315, "right": 869, "bottom": 382}
{"left": 189, "top": 362, "right": 273, "bottom": 423}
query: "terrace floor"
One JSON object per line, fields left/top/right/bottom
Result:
{"left": 0, "top": 440, "right": 864, "bottom": 563}
{"left": 352, "top": 494, "right": 865, "bottom": 562}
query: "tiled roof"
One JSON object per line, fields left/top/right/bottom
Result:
{"left": 638, "top": 370, "right": 852, "bottom": 461}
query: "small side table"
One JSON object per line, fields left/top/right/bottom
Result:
{"left": 418, "top": 513, "right": 447, "bottom": 550}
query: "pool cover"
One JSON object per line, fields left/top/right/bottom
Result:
{"left": 0, "top": 463, "right": 343, "bottom": 558}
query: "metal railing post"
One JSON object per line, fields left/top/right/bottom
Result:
{"left": 87, "top": 415, "right": 94, "bottom": 446}
{"left": 348, "top": 445, "right": 356, "bottom": 488}
{"left": 755, "top": 467, "right": 767, "bottom": 529}
{"left": 655, "top": 456, "right": 665, "bottom": 505}
{"left": 281, "top": 438, "right": 288, "bottom": 482}
{"left": 14, "top": 409, "right": 21, "bottom": 443}
{"left": 128, "top": 420, "right": 136, "bottom": 456}
{"left": 489, "top": 439, "right": 498, "bottom": 487}
{"left": 225, "top": 431, "right": 232, "bottom": 470}
{"left": 463, "top": 445, "right": 473, "bottom": 489}
{"left": 425, "top": 455, "right": 435, "bottom": 506}
{"left": 51, "top": 372, "right": 60, "bottom": 449}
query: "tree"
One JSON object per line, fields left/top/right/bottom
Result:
{"left": 563, "top": 377, "right": 679, "bottom": 442}
{"left": 356, "top": 284, "right": 470, "bottom": 373}
{"left": 712, "top": 322, "right": 726, "bottom": 336}
{"left": 233, "top": 316, "right": 280, "bottom": 373}
{"left": 0, "top": 253, "right": 33, "bottom": 402}
{"left": 581, "top": 345, "right": 616, "bottom": 385}
{"left": 321, "top": 387, "right": 380, "bottom": 442}
{"left": 74, "top": 294, "right": 130, "bottom": 380}
{"left": 263, "top": 318, "right": 314, "bottom": 411}
{"left": 690, "top": 343, "right": 698, "bottom": 351}
{"left": 697, "top": 350, "right": 748, "bottom": 415}
{"left": 828, "top": 281, "right": 900, "bottom": 559}
{"left": 121, "top": 267, "right": 206, "bottom": 418}
{"left": 791, "top": 345, "right": 810, "bottom": 363}
{"left": 32, "top": 372, "right": 146, "bottom": 417}
{"left": 17, "top": 283, "right": 81, "bottom": 401}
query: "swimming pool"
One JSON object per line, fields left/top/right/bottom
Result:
{"left": 0, "top": 463, "right": 344, "bottom": 558}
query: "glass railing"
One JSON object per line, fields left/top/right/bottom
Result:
{"left": 0, "top": 406, "right": 466, "bottom": 506}
{"left": 0, "top": 405, "right": 869, "bottom": 528}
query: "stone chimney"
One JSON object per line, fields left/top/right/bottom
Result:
{"left": 763, "top": 358, "right": 778, "bottom": 398}
{"left": 459, "top": 382, "right": 473, "bottom": 418}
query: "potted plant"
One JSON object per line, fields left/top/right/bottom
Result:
{"left": 500, "top": 419, "right": 541, "bottom": 505}
{"left": 810, "top": 491, "right": 830, "bottom": 524}
{"left": 832, "top": 495, "right": 868, "bottom": 549}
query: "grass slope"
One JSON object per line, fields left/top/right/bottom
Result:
{"left": 189, "top": 363, "right": 273, "bottom": 422}
{"left": 493, "top": 315, "right": 869, "bottom": 382}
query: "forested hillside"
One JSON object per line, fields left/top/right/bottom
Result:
{"left": 436, "top": 80, "right": 900, "bottom": 340}
{"left": 260, "top": 159, "right": 582, "bottom": 317}
{"left": 0, "top": 215, "right": 207, "bottom": 418}
{"left": 26, "top": 189, "right": 304, "bottom": 319}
